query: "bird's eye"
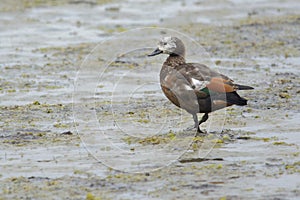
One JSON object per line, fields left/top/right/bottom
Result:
{"left": 163, "top": 42, "right": 167, "bottom": 45}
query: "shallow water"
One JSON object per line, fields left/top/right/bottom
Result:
{"left": 0, "top": 0, "right": 300, "bottom": 199}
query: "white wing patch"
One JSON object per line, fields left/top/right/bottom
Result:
{"left": 184, "top": 84, "right": 193, "bottom": 90}
{"left": 191, "top": 78, "right": 209, "bottom": 90}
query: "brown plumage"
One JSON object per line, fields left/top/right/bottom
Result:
{"left": 148, "top": 37, "right": 254, "bottom": 134}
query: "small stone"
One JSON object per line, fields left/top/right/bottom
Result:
{"left": 61, "top": 131, "right": 73, "bottom": 135}
{"left": 279, "top": 92, "right": 290, "bottom": 99}
{"left": 215, "top": 60, "right": 221, "bottom": 65}
{"left": 33, "top": 101, "right": 41, "bottom": 105}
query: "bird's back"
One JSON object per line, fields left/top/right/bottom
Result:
{"left": 159, "top": 56, "right": 252, "bottom": 114}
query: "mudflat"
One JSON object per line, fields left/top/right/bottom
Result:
{"left": 0, "top": 0, "right": 299, "bottom": 199}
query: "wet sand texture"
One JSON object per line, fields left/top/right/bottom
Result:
{"left": 0, "top": 0, "right": 300, "bottom": 199}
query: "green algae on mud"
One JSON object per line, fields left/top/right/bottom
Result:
{"left": 1, "top": 0, "right": 300, "bottom": 199}
{"left": 0, "top": 0, "right": 115, "bottom": 11}
{"left": 0, "top": 102, "right": 78, "bottom": 147}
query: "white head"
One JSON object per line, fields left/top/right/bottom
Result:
{"left": 148, "top": 36, "right": 185, "bottom": 57}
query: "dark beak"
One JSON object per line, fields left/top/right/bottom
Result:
{"left": 148, "top": 48, "right": 163, "bottom": 56}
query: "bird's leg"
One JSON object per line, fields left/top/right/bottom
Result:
{"left": 192, "top": 113, "right": 199, "bottom": 129}
{"left": 193, "top": 113, "right": 204, "bottom": 134}
{"left": 196, "top": 113, "right": 209, "bottom": 134}
{"left": 186, "top": 114, "right": 199, "bottom": 131}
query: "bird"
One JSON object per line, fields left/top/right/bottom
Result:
{"left": 148, "top": 36, "right": 254, "bottom": 134}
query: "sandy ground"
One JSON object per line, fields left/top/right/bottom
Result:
{"left": 0, "top": 0, "right": 300, "bottom": 199}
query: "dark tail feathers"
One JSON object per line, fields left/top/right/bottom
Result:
{"left": 236, "top": 84, "right": 254, "bottom": 90}
{"left": 226, "top": 92, "right": 247, "bottom": 106}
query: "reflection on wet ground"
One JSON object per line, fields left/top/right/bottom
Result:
{"left": 0, "top": 0, "right": 299, "bottom": 199}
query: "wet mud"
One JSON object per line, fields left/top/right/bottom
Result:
{"left": 0, "top": 0, "right": 299, "bottom": 199}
